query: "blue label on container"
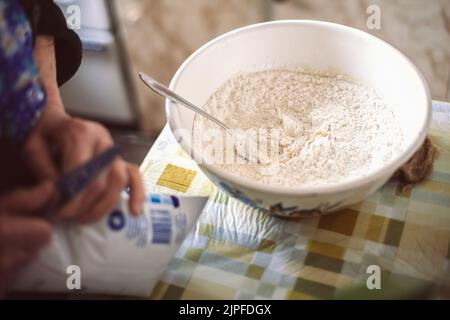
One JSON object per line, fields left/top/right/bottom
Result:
{"left": 170, "top": 195, "right": 180, "bottom": 208}
{"left": 149, "top": 194, "right": 179, "bottom": 208}
{"left": 151, "top": 209, "right": 172, "bottom": 244}
{"left": 150, "top": 194, "right": 161, "bottom": 203}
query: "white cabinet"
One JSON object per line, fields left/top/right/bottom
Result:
{"left": 55, "top": 0, "right": 138, "bottom": 126}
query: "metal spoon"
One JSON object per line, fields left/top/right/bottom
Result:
{"left": 139, "top": 72, "right": 271, "bottom": 164}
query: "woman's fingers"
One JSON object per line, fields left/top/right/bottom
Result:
{"left": 0, "top": 182, "right": 55, "bottom": 214}
{"left": 0, "top": 215, "right": 52, "bottom": 269}
{"left": 76, "top": 160, "right": 127, "bottom": 224}
{"left": 23, "top": 131, "right": 59, "bottom": 181}
{"left": 75, "top": 124, "right": 115, "bottom": 215}
{"left": 56, "top": 119, "right": 113, "bottom": 219}
{"left": 24, "top": 138, "right": 58, "bottom": 180}
{"left": 58, "top": 119, "right": 103, "bottom": 173}
{"left": 3, "top": 216, "right": 51, "bottom": 250}
{"left": 26, "top": 117, "right": 145, "bottom": 223}
{"left": 127, "top": 164, "right": 145, "bottom": 216}
{"left": 67, "top": 170, "right": 109, "bottom": 221}
{"left": 0, "top": 215, "right": 52, "bottom": 297}
{"left": 77, "top": 174, "right": 108, "bottom": 211}
{"left": 56, "top": 167, "right": 109, "bottom": 220}
{"left": 71, "top": 161, "right": 144, "bottom": 224}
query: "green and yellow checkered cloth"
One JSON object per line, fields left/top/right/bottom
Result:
{"left": 140, "top": 101, "right": 450, "bottom": 300}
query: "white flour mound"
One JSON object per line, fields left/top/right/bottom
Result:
{"left": 195, "top": 69, "right": 404, "bottom": 187}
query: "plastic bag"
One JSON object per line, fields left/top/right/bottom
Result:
{"left": 13, "top": 192, "right": 208, "bottom": 297}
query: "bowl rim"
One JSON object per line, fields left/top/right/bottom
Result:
{"left": 166, "top": 19, "right": 432, "bottom": 196}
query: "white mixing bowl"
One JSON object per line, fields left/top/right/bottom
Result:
{"left": 165, "top": 20, "right": 431, "bottom": 217}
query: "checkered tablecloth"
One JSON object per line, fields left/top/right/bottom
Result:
{"left": 140, "top": 101, "right": 450, "bottom": 300}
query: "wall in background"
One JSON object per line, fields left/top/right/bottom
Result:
{"left": 115, "top": 0, "right": 264, "bottom": 133}
{"left": 272, "top": 0, "right": 450, "bottom": 101}
{"left": 116, "top": 0, "right": 450, "bottom": 133}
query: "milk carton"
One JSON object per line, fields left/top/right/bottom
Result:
{"left": 13, "top": 193, "right": 208, "bottom": 297}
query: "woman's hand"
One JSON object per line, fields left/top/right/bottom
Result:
{"left": 24, "top": 111, "right": 145, "bottom": 223}
{"left": 0, "top": 182, "right": 54, "bottom": 297}
{"left": 23, "top": 35, "right": 145, "bottom": 224}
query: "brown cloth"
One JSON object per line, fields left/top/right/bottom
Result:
{"left": 392, "top": 136, "right": 440, "bottom": 185}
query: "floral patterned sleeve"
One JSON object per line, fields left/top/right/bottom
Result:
{"left": 0, "top": 0, "right": 46, "bottom": 141}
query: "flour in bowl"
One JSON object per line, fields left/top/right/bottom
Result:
{"left": 194, "top": 69, "right": 404, "bottom": 187}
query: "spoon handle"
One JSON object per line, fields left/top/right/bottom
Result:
{"left": 139, "top": 72, "right": 231, "bottom": 134}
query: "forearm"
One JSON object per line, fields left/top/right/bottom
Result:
{"left": 33, "top": 35, "right": 65, "bottom": 115}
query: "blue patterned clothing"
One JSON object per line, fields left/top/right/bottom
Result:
{"left": 0, "top": 0, "right": 46, "bottom": 141}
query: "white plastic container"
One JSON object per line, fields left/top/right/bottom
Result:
{"left": 13, "top": 193, "right": 208, "bottom": 297}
